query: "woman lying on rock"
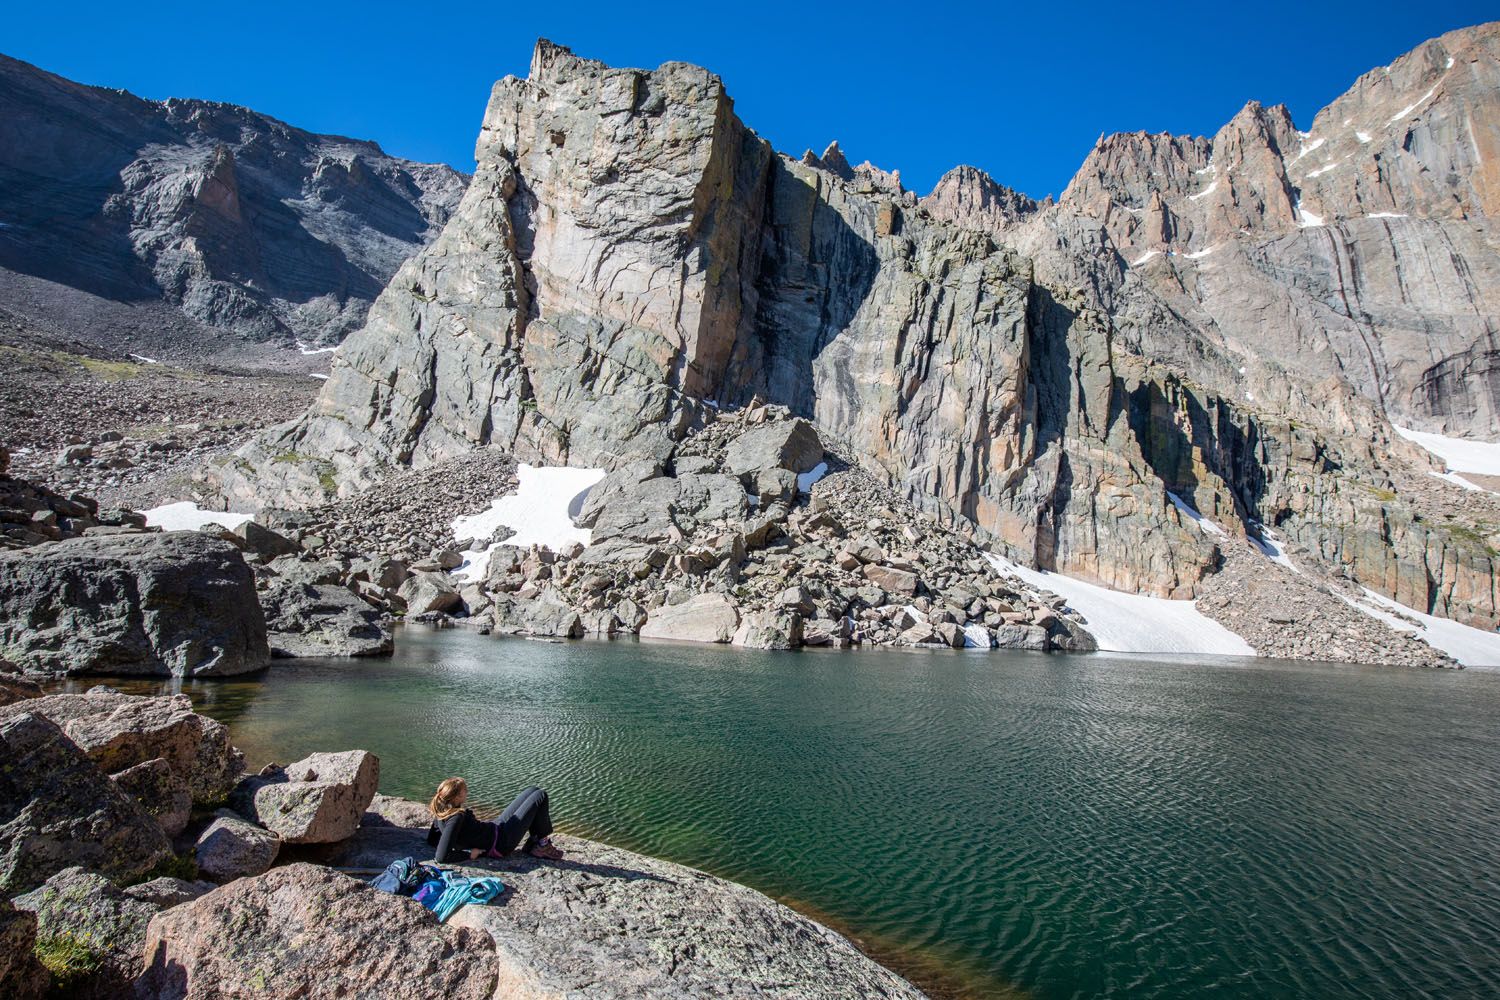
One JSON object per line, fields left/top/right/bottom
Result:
{"left": 427, "top": 777, "right": 564, "bottom": 863}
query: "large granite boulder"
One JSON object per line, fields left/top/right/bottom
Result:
{"left": 0, "top": 897, "right": 47, "bottom": 999}
{"left": 588, "top": 474, "right": 749, "bottom": 545}
{"left": 332, "top": 809, "right": 925, "bottom": 1000}
{"left": 136, "top": 863, "right": 500, "bottom": 999}
{"left": 0, "top": 532, "right": 269, "bottom": 676}
{"left": 0, "top": 691, "right": 201, "bottom": 774}
{"left": 13, "top": 866, "right": 161, "bottom": 999}
{"left": 397, "top": 571, "right": 463, "bottom": 615}
{"left": 0, "top": 690, "right": 244, "bottom": 808}
{"left": 490, "top": 594, "right": 584, "bottom": 638}
{"left": 0, "top": 712, "right": 171, "bottom": 894}
{"left": 111, "top": 757, "right": 192, "bottom": 837}
{"left": 194, "top": 812, "right": 280, "bottom": 883}
{"left": 724, "top": 419, "right": 824, "bottom": 480}
{"left": 189, "top": 716, "right": 245, "bottom": 806}
{"left": 260, "top": 579, "right": 394, "bottom": 657}
{"left": 230, "top": 750, "right": 379, "bottom": 844}
{"left": 639, "top": 593, "right": 740, "bottom": 644}
{"left": 732, "top": 611, "right": 804, "bottom": 650}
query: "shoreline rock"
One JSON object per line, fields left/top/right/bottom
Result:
{"left": 0, "top": 686, "right": 927, "bottom": 998}
{"left": 0, "top": 532, "right": 269, "bottom": 677}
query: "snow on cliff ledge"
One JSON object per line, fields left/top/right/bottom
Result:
{"left": 452, "top": 465, "right": 606, "bottom": 583}
{"left": 986, "top": 554, "right": 1255, "bottom": 657}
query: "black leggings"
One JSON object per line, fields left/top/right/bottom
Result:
{"left": 495, "top": 785, "right": 553, "bottom": 855}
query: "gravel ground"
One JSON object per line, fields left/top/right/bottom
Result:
{"left": 0, "top": 321, "right": 317, "bottom": 510}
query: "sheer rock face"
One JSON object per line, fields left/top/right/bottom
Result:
{"left": 217, "top": 26, "right": 1500, "bottom": 623}
{"left": 1041, "top": 22, "right": 1500, "bottom": 437}
{"left": 0, "top": 53, "right": 467, "bottom": 350}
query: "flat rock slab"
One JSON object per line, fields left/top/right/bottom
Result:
{"left": 137, "top": 863, "right": 498, "bottom": 999}
{"left": 0, "top": 532, "right": 269, "bottom": 676}
{"left": 334, "top": 816, "right": 925, "bottom": 999}
{"left": 639, "top": 592, "right": 740, "bottom": 644}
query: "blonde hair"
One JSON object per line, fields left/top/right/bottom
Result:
{"left": 429, "top": 777, "right": 468, "bottom": 819}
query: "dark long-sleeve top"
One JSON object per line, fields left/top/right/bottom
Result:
{"left": 427, "top": 809, "right": 497, "bottom": 863}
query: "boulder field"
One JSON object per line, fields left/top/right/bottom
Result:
{"left": 0, "top": 689, "right": 925, "bottom": 998}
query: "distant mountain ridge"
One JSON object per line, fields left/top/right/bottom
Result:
{"left": 0, "top": 53, "right": 468, "bottom": 355}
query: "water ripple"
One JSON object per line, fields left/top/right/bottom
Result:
{"left": 139, "top": 631, "right": 1500, "bottom": 1000}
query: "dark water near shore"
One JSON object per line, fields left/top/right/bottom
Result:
{"left": 127, "top": 628, "right": 1500, "bottom": 999}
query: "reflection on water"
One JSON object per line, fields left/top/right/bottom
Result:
{"left": 101, "top": 628, "right": 1500, "bottom": 1000}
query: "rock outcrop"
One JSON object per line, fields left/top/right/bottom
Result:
{"left": 0, "top": 53, "right": 467, "bottom": 357}
{"left": 13, "top": 866, "right": 162, "bottom": 999}
{"left": 259, "top": 577, "right": 393, "bottom": 658}
{"left": 0, "top": 532, "right": 269, "bottom": 676}
{"left": 338, "top": 804, "right": 927, "bottom": 1000}
{"left": 0, "top": 897, "right": 48, "bottom": 999}
{"left": 204, "top": 28, "right": 1500, "bottom": 652}
{"left": 229, "top": 750, "right": 379, "bottom": 844}
{"left": 136, "top": 863, "right": 502, "bottom": 1000}
{"left": 0, "top": 711, "right": 172, "bottom": 894}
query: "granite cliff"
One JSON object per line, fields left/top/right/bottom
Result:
{"left": 212, "top": 25, "right": 1500, "bottom": 643}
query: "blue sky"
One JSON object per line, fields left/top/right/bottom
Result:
{"left": 7, "top": 1, "right": 1494, "bottom": 198}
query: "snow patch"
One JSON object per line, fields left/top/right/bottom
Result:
{"left": 1366, "top": 212, "right": 1408, "bottom": 219}
{"left": 1344, "top": 588, "right": 1500, "bottom": 668}
{"left": 984, "top": 554, "right": 1254, "bottom": 656}
{"left": 129, "top": 354, "right": 159, "bottom": 365}
{"left": 1306, "top": 160, "right": 1343, "bottom": 178}
{"left": 309, "top": 373, "right": 329, "bottom": 381}
{"left": 297, "top": 342, "right": 338, "bottom": 355}
{"left": 1388, "top": 86, "right": 1437, "bottom": 124}
{"left": 962, "top": 623, "right": 992, "bottom": 649}
{"left": 1130, "top": 250, "right": 1160, "bottom": 266}
{"left": 1247, "top": 522, "right": 1300, "bottom": 574}
{"left": 1295, "top": 199, "right": 1325, "bottom": 228}
{"left": 1167, "top": 491, "right": 1229, "bottom": 538}
{"left": 1431, "top": 470, "right": 1485, "bottom": 492}
{"left": 1194, "top": 163, "right": 1216, "bottom": 176}
{"left": 1187, "top": 179, "right": 1218, "bottom": 201}
{"left": 1291, "top": 137, "right": 1326, "bottom": 163}
{"left": 1355, "top": 131, "right": 1373, "bottom": 144}
{"left": 451, "top": 465, "right": 606, "bottom": 583}
{"left": 797, "top": 462, "right": 829, "bottom": 493}
{"left": 1446, "top": 56, "right": 1455, "bottom": 69}
{"left": 141, "top": 502, "right": 254, "bottom": 533}
{"left": 1184, "top": 245, "right": 1216, "bottom": 260}
{"left": 1394, "top": 425, "right": 1500, "bottom": 476}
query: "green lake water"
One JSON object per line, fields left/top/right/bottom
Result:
{"left": 122, "top": 628, "right": 1500, "bottom": 999}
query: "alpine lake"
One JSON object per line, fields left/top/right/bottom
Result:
{"left": 93, "top": 626, "right": 1500, "bottom": 999}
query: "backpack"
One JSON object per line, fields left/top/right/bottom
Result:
{"left": 370, "top": 856, "right": 439, "bottom": 896}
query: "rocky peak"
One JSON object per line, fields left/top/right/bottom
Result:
{"left": 813, "top": 140, "right": 856, "bottom": 180}
{"left": 0, "top": 52, "right": 469, "bottom": 354}
{"left": 921, "top": 164, "right": 1043, "bottom": 232}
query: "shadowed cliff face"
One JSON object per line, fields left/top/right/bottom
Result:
{"left": 217, "top": 27, "right": 1500, "bottom": 628}
{"left": 0, "top": 53, "right": 468, "bottom": 349}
